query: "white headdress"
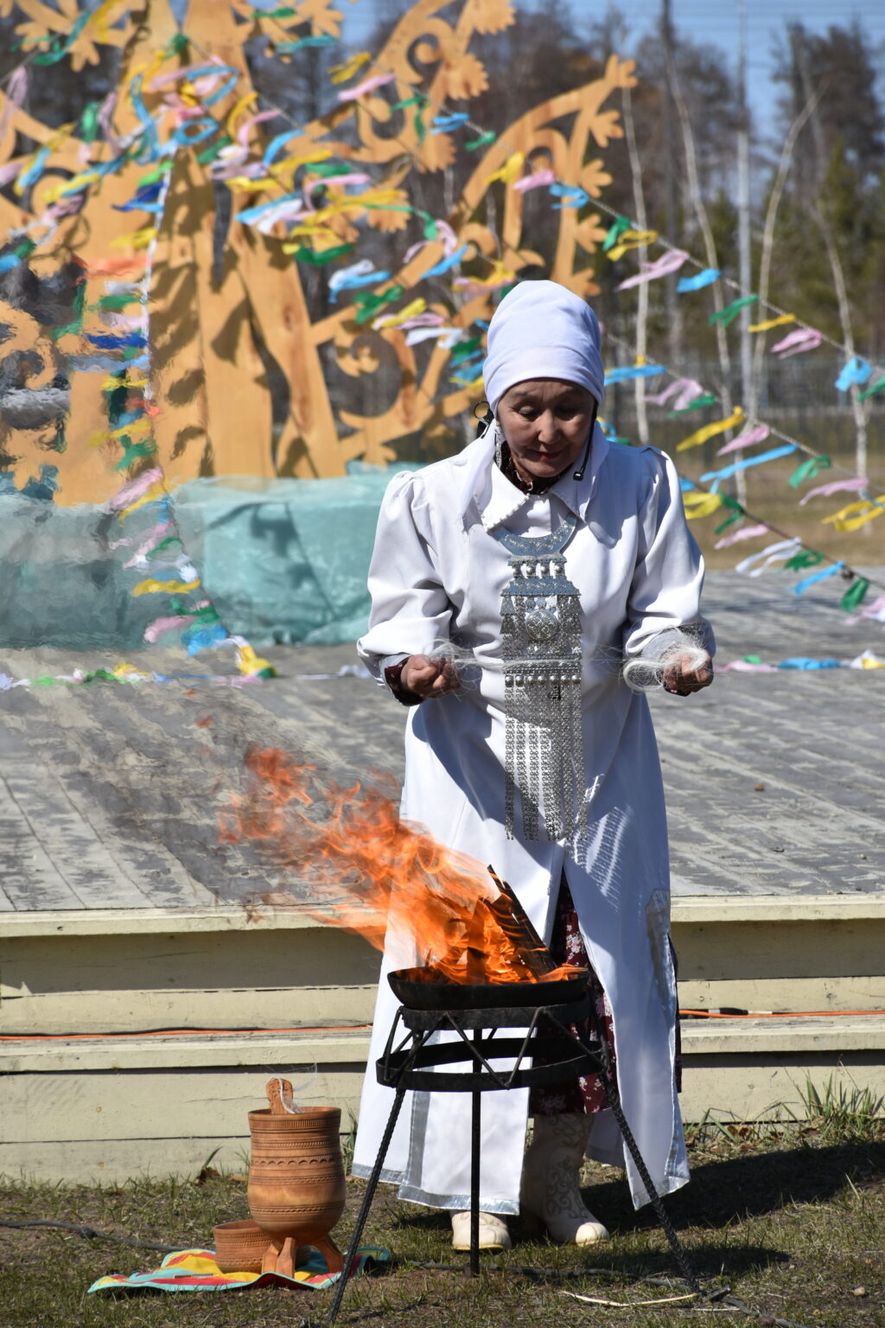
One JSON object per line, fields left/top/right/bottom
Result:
{"left": 482, "top": 279, "right": 605, "bottom": 415}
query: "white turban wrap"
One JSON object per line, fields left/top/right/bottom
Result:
{"left": 482, "top": 279, "right": 605, "bottom": 415}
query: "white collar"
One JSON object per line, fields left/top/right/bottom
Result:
{"left": 458, "top": 426, "right": 611, "bottom": 531}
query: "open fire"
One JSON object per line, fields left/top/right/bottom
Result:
{"left": 220, "top": 746, "right": 577, "bottom": 986}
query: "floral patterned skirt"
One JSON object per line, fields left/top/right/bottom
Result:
{"left": 529, "top": 881, "right": 617, "bottom": 1117}
{"left": 529, "top": 881, "right": 682, "bottom": 1117}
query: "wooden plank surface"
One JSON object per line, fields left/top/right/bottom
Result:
{"left": 0, "top": 569, "right": 883, "bottom": 913}
{"left": 4, "top": 913, "right": 883, "bottom": 1034}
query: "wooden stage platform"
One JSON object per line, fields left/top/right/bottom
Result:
{"left": 1, "top": 570, "right": 883, "bottom": 1182}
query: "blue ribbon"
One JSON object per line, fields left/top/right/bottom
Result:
{"left": 329, "top": 270, "right": 390, "bottom": 302}
{"left": 236, "top": 192, "right": 300, "bottom": 225}
{"left": 431, "top": 113, "right": 469, "bottom": 134}
{"left": 129, "top": 75, "right": 161, "bottom": 162}
{"left": 835, "top": 355, "right": 871, "bottom": 391}
{"left": 776, "top": 657, "right": 842, "bottom": 669}
{"left": 173, "top": 117, "right": 219, "bottom": 146}
{"left": 792, "top": 561, "right": 844, "bottom": 596}
{"left": 549, "top": 183, "right": 588, "bottom": 210}
{"left": 87, "top": 332, "right": 148, "bottom": 350}
{"left": 183, "top": 64, "right": 240, "bottom": 107}
{"left": 423, "top": 245, "right": 468, "bottom": 279}
{"left": 604, "top": 364, "right": 666, "bottom": 384}
{"left": 700, "top": 444, "right": 797, "bottom": 488}
{"left": 263, "top": 130, "right": 301, "bottom": 166}
{"left": 185, "top": 624, "right": 229, "bottom": 655}
{"left": 16, "top": 146, "right": 50, "bottom": 194}
{"left": 274, "top": 36, "right": 336, "bottom": 52}
{"left": 677, "top": 268, "right": 720, "bottom": 293}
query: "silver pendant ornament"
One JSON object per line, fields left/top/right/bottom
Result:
{"left": 493, "top": 514, "right": 585, "bottom": 842}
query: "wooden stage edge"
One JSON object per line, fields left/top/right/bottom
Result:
{"left": 2, "top": 897, "right": 883, "bottom": 1185}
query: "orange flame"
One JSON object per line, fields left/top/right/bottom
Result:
{"left": 220, "top": 746, "right": 573, "bottom": 985}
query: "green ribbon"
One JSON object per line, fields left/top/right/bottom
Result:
{"left": 149, "top": 536, "right": 181, "bottom": 559}
{"left": 305, "top": 160, "right": 349, "bottom": 178}
{"left": 97, "top": 292, "right": 140, "bottom": 312}
{"left": 713, "top": 498, "right": 745, "bottom": 535}
{"left": 50, "top": 280, "right": 86, "bottom": 340}
{"left": 666, "top": 393, "right": 719, "bottom": 416}
{"left": 449, "top": 336, "right": 482, "bottom": 365}
{"left": 353, "top": 284, "right": 404, "bottom": 324}
{"left": 840, "top": 576, "right": 870, "bottom": 611}
{"left": 114, "top": 439, "right": 157, "bottom": 471}
{"left": 138, "top": 164, "right": 173, "bottom": 188}
{"left": 196, "top": 134, "right": 231, "bottom": 165}
{"left": 784, "top": 549, "right": 825, "bottom": 571}
{"left": 788, "top": 454, "right": 831, "bottom": 488}
{"left": 858, "top": 375, "right": 885, "bottom": 402}
{"left": 709, "top": 294, "right": 757, "bottom": 327}
{"left": 465, "top": 130, "right": 496, "bottom": 151}
{"left": 293, "top": 243, "right": 355, "bottom": 265}
{"left": 602, "top": 215, "right": 631, "bottom": 253}
{"left": 80, "top": 102, "right": 100, "bottom": 143}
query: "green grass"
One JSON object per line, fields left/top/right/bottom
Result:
{"left": 1, "top": 1118, "right": 882, "bottom": 1328}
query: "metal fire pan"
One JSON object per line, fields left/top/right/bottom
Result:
{"left": 388, "top": 966, "right": 588, "bottom": 1011}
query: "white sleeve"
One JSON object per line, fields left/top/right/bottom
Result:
{"left": 356, "top": 471, "right": 454, "bottom": 679}
{"left": 622, "top": 450, "right": 715, "bottom": 661}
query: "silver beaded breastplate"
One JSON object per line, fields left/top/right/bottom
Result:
{"left": 493, "top": 512, "right": 585, "bottom": 841}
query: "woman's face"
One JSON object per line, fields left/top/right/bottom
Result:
{"left": 497, "top": 379, "right": 597, "bottom": 483}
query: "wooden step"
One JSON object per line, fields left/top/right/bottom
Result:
{"left": 2, "top": 897, "right": 883, "bottom": 1035}
{"left": 1, "top": 1015, "right": 882, "bottom": 1184}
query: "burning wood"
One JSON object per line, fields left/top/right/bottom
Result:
{"left": 220, "top": 746, "right": 579, "bottom": 985}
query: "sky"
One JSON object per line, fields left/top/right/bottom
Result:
{"left": 342, "top": 0, "right": 885, "bottom": 144}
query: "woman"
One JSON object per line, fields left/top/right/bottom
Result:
{"left": 352, "top": 280, "right": 714, "bottom": 1251}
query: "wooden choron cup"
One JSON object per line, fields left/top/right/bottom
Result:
{"left": 247, "top": 1078, "right": 346, "bottom": 1276}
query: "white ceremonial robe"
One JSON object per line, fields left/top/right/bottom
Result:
{"left": 352, "top": 431, "right": 713, "bottom": 1213}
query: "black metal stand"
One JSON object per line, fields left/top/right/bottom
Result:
{"left": 326, "top": 992, "right": 700, "bottom": 1325}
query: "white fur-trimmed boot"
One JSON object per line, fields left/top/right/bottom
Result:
{"left": 451, "top": 1210, "right": 511, "bottom": 1251}
{"left": 520, "top": 1113, "right": 609, "bottom": 1245}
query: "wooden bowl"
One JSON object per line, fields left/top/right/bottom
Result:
{"left": 213, "top": 1218, "right": 271, "bottom": 1273}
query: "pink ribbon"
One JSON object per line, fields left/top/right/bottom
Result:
{"left": 616, "top": 250, "right": 688, "bottom": 292}
{"left": 513, "top": 169, "right": 555, "bottom": 193}
{"left": 123, "top": 521, "right": 173, "bottom": 569}
{"left": 0, "top": 65, "right": 28, "bottom": 140}
{"left": 799, "top": 476, "right": 869, "bottom": 506}
{"left": 144, "top": 614, "right": 194, "bottom": 644}
{"left": 645, "top": 377, "right": 706, "bottom": 410}
{"left": 771, "top": 327, "right": 822, "bottom": 358}
{"left": 237, "top": 109, "right": 280, "bottom": 146}
{"left": 716, "top": 424, "right": 770, "bottom": 456}
{"left": 846, "top": 595, "right": 885, "bottom": 626}
{"left": 303, "top": 172, "right": 371, "bottom": 210}
{"left": 108, "top": 467, "right": 164, "bottom": 512}
{"left": 714, "top": 523, "right": 770, "bottom": 550}
{"left": 337, "top": 73, "right": 395, "bottom": 102}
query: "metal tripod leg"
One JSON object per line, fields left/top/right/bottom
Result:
{"left": 326, "top": 1086, "right": 407, "bottom": 1326}
{"left": 581, "top": 1007, "right": 702, "bottom": 1297}
{"left": 469, "top": 1033, "right": 482, "bottom": 1275}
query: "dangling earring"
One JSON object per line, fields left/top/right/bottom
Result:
{"left": 493, "top": 420, "right": 504, "bottom": 469}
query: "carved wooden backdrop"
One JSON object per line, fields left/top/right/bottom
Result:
{"left": 0, "top": 0, "right": 635, "bottom": 503}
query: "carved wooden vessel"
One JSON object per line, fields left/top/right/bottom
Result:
{"left": 247, "top": 1078, "right": 346, "bottom": 1275}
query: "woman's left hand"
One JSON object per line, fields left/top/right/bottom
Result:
{"left": 662, "top": 651, "right": 714, "bottom": 696}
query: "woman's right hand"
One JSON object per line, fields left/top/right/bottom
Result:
{"left": 401, "top": 654, "right": 460, "bottom": 698}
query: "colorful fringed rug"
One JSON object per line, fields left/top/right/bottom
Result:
{"left": 88, "top": 1245, "right": 390, "bottom": 1294}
